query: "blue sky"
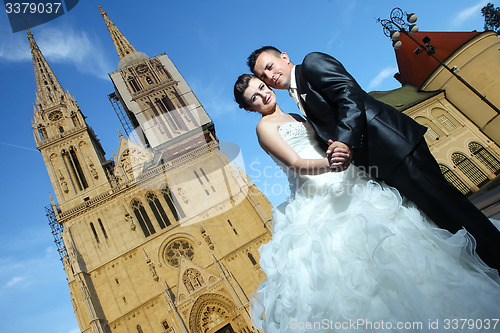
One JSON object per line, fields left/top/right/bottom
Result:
{"left": 0, "top": 0, "right": 494, "bottom": 332}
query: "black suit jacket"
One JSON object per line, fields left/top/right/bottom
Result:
{"left": 295, "top": 52, "right": 427, "bottom": 179}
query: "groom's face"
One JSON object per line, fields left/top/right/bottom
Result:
{"left": 253, "top": 51, "right": 292, "bottom": 90}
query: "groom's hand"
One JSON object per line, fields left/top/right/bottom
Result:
{"left": 326, "top": 140, "right": 352, "bottom": 172}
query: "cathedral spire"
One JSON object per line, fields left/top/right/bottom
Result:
{"left": 99, "top": 6, "right": 141, "bottom": 62}
{"left": 27, "top": 29, "right": 65, "bottom": 109}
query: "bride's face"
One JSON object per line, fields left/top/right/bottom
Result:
{"left": 243, "top": 78, "right": 277, "bottom": 114}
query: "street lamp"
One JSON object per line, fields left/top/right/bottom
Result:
{"left": 377, "top": 7, "right": 500, "bottom": 117}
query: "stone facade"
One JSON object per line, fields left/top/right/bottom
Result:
{"left": 30, "top": 8, "right": 272, "bottom": 333}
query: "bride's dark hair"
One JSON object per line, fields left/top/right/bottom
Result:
{"left": 233, "top": 74, "right": 255, "bottom": 110}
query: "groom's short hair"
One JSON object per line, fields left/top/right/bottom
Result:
{"left": 247, "top": 46, "right": 282, "bottom": 72}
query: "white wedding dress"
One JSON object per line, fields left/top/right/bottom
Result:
{"left": 250, "top": 121, "right": 500, "bottom": 333}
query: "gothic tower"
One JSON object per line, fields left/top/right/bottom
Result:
{"left": 30, "top": 29, "right": 111, "bottom": 211}
{"left": 32, "top": 8, "right": 273, "bottom": 333}
{"left": 100, "top": 6, "right": 212, "bottom": 152}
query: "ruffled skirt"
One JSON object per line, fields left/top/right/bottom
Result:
{"left": 250, "top": 168, "right": 500, "bottom": 332}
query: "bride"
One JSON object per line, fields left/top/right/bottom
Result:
{"left": 233, "top": 74, "right": 500, "bottom": 332}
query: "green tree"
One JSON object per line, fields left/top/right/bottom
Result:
{"left": 481, "top": 2, "right": 500, "bottom": 34}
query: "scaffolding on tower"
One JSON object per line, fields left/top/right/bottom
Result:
{"left": 108, "top": 92, "right": 146, "bottom": 146}
{"left": 45, "top": 205, "right": 68, "bottom": 267}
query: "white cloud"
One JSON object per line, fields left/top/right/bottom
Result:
{"left": 4, "top": 276, "right": 29, "bottom": 289}
{"left": 0, "top": 25, "right": 113, "bottom": 79}
{"left": 367, "top": 66, "right": 398, "bottom": 91}
{"left": 449, "top": 0, "right": 490, "bottom": 29}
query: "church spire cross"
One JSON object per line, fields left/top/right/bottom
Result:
{"left": 99, "top": 6, "right": 138, "bottom": 60}
{"left": 27, "top": 29, "right": 65, "bottom": 109}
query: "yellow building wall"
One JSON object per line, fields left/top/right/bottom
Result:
{"left": 421, "top": 31, "right": 500, "bottom": 144}
{"left": 404, "top": 92, "right": 500, "bottom": 195}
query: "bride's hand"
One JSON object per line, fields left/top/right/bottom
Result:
{"left": 326, "top": 139, "right": 352, "bottom": 172}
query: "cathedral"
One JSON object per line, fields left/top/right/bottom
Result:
{"left": 30, "top": 7, "right": 272, "bottom": 333}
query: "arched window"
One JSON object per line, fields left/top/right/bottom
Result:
{"left": 469, "top": 142, "right": 500, "bottom": 175}
{"left": 145, "top": 76, "right": 153, "bottom": 84}
{"left": 98, "top": 218, "right": 108, "bottom": 239}
{"left": 59, "top": 126, "right": 64, "bottom": 133}
{"left": 128, "top": 76, "right": 141, "bottom": 92}
{"left": 162, "top": 188, "right": 185, "bottom": 221}
{"left": 439, "top": 164, "right": 472, "bottom": 196}
{"left": 182, "top": 268, "right": 204, "bottom": 293}
{"left": 414, "top": 116, "right": 440, "bottom": 142}
{"left": 437, "top": 114, "right": 456, "bottom": 130}
{"left": 131, "top": 199, "right": 156, "bottom": 237}
{"left": 136, "top": 325, "right": 143, "bottom": 333}
{"left": 90, "top": 222, "right": 99, "bottom": 243}
{"left": 146, "top": 192, "right": 170, "bottom": 229}
{"left": 71, "top": 112, "right": 80, "bottom": 127}
{"left": 155, "top": 98, "right": 167, "bottom": 113}
{"left": 62, "top": 146, "right": 88, "bottom": 191}
{"left": 165, "top": 94, "right": 187, "bottom": 131}
{"left": 451, "top": 153, "right": 488, "bottom": 187}
{"left": 38, "top": 125, "right": 47, "bottom": 141}
{"left": 431, "top": 108, "right": 459, "bottom": 131}
{"left": 424, "top": 126, "right": 439, "bottom": 141}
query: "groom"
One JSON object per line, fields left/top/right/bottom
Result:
{"left": 248, "top": 46, "right": 500, "bottom": 272}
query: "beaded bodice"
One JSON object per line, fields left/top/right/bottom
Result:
{"left": 270, "top": 121, "right": 333, "bottom": 196}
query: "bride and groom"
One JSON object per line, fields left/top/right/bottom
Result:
{"left": 233, "top": 46, "right": 500, "bottom": 332}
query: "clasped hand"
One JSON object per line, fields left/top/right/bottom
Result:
{"left": 326, "top": 139, "right": 352, "bottom": 172}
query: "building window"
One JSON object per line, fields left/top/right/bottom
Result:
{"left": 59, "top": 126, "right": 64, "bottom": 133}
{"left": 162, "top": 321, "right": 169, "bottom": 329}
{"left": 227, "top": 219, "right": 237, "bottom": 235}
{"left": 155, "top": 97, "right": 182, "bottom": 133}
{"left": 162, "top": 188, "right": 185, "bottom": 221}
{"left": 137, "top": 325, "right": 143, "bottom": 333}
{"left": 90, "top": 222, "right": 99, "bottom": 243}
{"left": 451, "top": 153, "right": 488, "bottom": 187}
{"left": 62, "top": 146, "right": 88, "bottom": 191}
{"left": 162, "top": 95, "right": 185, "bottom": 130}
{"left": 437, "top": 114, "right": 456, "bottom": 130}
{"left": 38, "top": 125, "right": 47, "bottom": 141}
{"left": 131, "top": 199, "right": 156, "bottom": 237}
{"left": 439, "top": 164, "right": 472, "bottom": 196}
{"left": 469, "top": 142, "right": 500, "bottom": 175}
{"left": 194, "top": 170, "right": 203, "bottom": 185}
{"left": 71, "top": 112, "right": 80, "bottom": 127}
{"left": 200, "top": 168, "right": 216, "bottom": 192}
{"left": 128, "top": 76, "right": 141, "bottom": 92}
{"left": 147, "top": 192, "right": 170, "bottom": 229}
{"left": 424, "top": 126, "right": 439, "bottom": 140}
{"left": 194, "top": 171, "right": 210, "bottom": 196}
{"left": 182, "top": 268, "right": 204, "bottom": 293}
{"left": 98, "top": 218, "right": 108, "bottom": 239}
{"left": 248, "top": 252, "right": 257, "bottom": 265}
{"left": 164, "top": 239, "right": 194, "bottom": 267}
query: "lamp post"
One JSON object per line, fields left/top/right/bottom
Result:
{"left": 377, "top": 7, "right": 500, "bottom": 117}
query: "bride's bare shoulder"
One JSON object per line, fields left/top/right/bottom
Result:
{"left": 256, "top": 118, "right": 279, "bottom": 134}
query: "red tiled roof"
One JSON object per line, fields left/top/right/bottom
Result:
{"left": 394, "top": 31, "right": 481, "bottom": 87}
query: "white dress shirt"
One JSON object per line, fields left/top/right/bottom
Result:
{"left": 289, "top": 65, "right": 307, "bottom": 117}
